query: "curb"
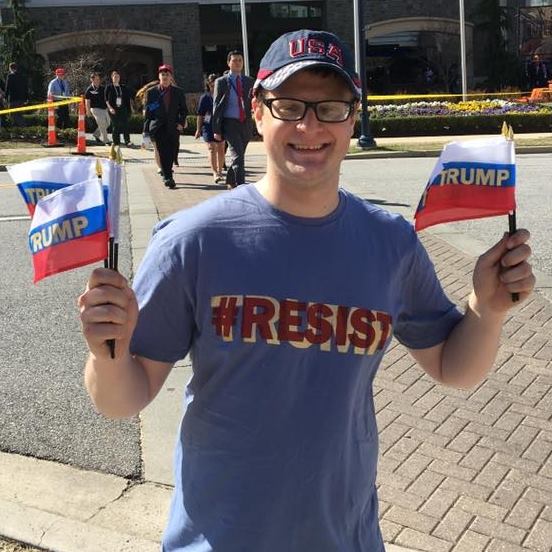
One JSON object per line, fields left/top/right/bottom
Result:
{"left": 2, "top": 144, "right": 551, "bottom": 172}
{"left": 344, "top": 145, "right": 552, "bottom": 160}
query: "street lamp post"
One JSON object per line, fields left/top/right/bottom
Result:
{"left": 239, "top": 0, "right": 250, "bottom": 76}
{"left": 353, "top": 0, "right": 376, "bottom": 149}
{"left": 459, "top": 0, "right": 468, "bottom": 101}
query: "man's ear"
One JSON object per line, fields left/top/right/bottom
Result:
{"left": 252, "top": 96, "right": 263, "bottom": 135}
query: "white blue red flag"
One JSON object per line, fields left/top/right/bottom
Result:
{"left": 8, "top": 156, "right": 116, "bottom": 217}
{"left": 28, "top": 178, "right": 108, "bottom": 283}
{"left": 414, "top": 136, "right": 516, "bottom": 232}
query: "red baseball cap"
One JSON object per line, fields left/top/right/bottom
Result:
{"left": 55, "top": 67, "right": 65, "bottom": 76}
{"left": 158, "top": 64, "right": 173, "bottom": 74}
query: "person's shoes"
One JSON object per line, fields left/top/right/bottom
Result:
{"left": 94, "top": 136, "right": 103, "bottom": 145}
{"left": 225, "top": 167, "right": 236, "bottom": 189}
{"left": 164, "top": 177, "right": 176, "bottom": 189}
{"left": 125, "top": 142, "right": 133, "bottom": 147}
{"left": 157, "top": 168, "right": 163, "bottom": 176}
{"left": 105, "top": 141, "right": 112, "bottom": 146}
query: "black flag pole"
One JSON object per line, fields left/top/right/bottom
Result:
{"left": 502, "top": 122, "right": 519, "bottom": 303}
{"left": 97, "top": 157, "right": 116, "bottom": 357}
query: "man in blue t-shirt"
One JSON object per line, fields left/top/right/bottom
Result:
{"left": 79, "top": 30, "right": 535, "bottom": 552}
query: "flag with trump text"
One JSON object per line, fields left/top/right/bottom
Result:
{"left": 29, "top": 178, "right": 108, "bottom": 283}
{"left": 8, "top": 156, "right": 121, "bottom": 241}
{"left": 414, "top": 136, "right": 516, "bottom": 232}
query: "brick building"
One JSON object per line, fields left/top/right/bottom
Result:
{"left": 0, "top": 0, "right": 550, "bottom": 93}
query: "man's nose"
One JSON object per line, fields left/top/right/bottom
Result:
{"left": 296, "top": 105, "right": 321, "bottom": 129}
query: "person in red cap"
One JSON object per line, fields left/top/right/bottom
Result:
{"left": 79, "top": 30, "right": 534, "bottom": 551}
{"left": 143, "top": 63, "right": 188, "bottom": 188}
{"left": 47, "top": 67, "right": 71, "bottom": 129}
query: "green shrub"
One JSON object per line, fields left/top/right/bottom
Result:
{"left": 356, "top": 112, "right": 552, "bottom": 137}
{"left": 11, "top": 111, "right": 552, "bottom": 140}
{"left": 19, "top": 112, "right": 198, "bottom": 135}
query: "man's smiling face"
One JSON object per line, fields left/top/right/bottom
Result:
{"left": 253, "top": 69, "right": 357, "bottom": 193}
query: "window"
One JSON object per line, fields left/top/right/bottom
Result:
{"left": 270, "top": 3, "right": 322, "bottom": 19}
{"left": 221, "top": 4, "right": 251, "bottom": 14}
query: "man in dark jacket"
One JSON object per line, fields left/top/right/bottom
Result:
{"left": 5, "top": 62, "right": 28, "bottom": 127}
{"left": 212, "top": 51, "right": 254, "bottom": 188}
{"left": 145, "top": 64, "right": 188, "bottom": 189}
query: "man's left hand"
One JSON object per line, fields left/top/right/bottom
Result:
{"left": 472, "top": 229, "right": 535, "bottom": 315}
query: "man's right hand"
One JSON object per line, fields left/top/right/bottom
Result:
{"left": 214, "top": 133, "right": 222, "bottom": 142}
{"left": 78, "top": 268, "right": 139, "bottom": 361}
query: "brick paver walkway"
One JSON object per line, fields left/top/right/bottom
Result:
{"left": 143, "top": 148, "right": 552, "bottom": 552}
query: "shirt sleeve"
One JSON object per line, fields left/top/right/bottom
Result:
{"left": 197, "top": 94, "right": 208, "bottom": 116}
{"left": 130, "top": 223, "right": 197, "bottom": 363}
{"left": 394, "top": 236, "right": 463, "bottom": 350}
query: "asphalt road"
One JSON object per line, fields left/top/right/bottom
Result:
{"left": 0, "top": 174, "right": 141, "bottom": 479}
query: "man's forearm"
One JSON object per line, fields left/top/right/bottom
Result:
{"left": 84, "top": 351, "right": 151, "bottom": 419}
{"left": 441, "top": 291, "right": 506, "bottom": 389}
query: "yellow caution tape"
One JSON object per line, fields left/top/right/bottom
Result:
{"left": 367, "top": 91, "right": 531, "bottom": 101}
{"left": 0, "top": 96, "right": 81, "bottom": 115}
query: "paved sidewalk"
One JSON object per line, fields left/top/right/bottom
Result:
{"left": 1, "top": 136, "right": 552, "bottom": 552}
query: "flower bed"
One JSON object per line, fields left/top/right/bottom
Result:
{"left": 369, "top": 100, "right": 552, "bottom": 119}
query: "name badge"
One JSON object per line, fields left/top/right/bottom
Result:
{"left": 116, "top": 97, "right": 122, "bottom": 107}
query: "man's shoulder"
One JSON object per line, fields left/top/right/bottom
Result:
{"left": 153, "top": 186, "right": 259, "bottom": 239}
{"left": 344, "top": 189, "right": 414, "bottom": 233}
{"left": 171, "top": 85, "right": 185, "bottom": 95}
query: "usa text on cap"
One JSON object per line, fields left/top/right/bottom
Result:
{"left": 254, "top": 29, "right": 361, "bottom": 98}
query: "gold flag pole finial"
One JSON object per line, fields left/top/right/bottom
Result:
{"left": 116, "top": 146, "right": 123, "bottom": 164}
{"left": 507, "top": 124, "right": 515, "bottom": 141}
{"left": 501, "top": 120, "right": 509, "bottom": 137}
{"left": 95, "top": 158, "right": 103, "bottom": 178}
{"left": 109, "top": 143, "right": 117, "bottom": 161}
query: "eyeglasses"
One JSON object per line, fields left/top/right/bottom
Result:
{"left": 262, "top": 98, "right": 356, "bottom": 123}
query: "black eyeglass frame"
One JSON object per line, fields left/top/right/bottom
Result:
{"left": 262, "top": 97, "right": 357, "bottom": 123}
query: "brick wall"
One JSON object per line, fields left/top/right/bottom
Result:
{"left": 25, "top": 3, "right": 203, "bottom": 93}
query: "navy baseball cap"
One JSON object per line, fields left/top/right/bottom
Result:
{"left": 254, "top": 29, "right": 361, "bottom": 98}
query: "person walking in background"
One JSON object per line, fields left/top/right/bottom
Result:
{"left": 5, "top": 62, "right": 28, "bottom": 127}
{"left": 47, "top": 67, "right": 71, "bottom": 129}
{"left": 85, "top": 72, "right": 110, "bottom": 145}
{"left": 135, "top": 79, "right": 158, "bottom": 151}
{"left": 526, "top": 54, "right": 548, "bottom": 89}
{"left": 212, "top": 50, "right": 254, "bottom": 189}
{"left": 195, "top": 73, "right": 225, "bottom": 184}
{"left": 144, "top": 64, "right": 188, "bottom": 189}
{"left": 78, "top": 29, "right": 535, "bottom": 551}
{"left": 105, "top": 69, "right": 133, "bottom": 147}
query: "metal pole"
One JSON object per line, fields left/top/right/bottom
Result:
{"left": 459, "top": 0, "right": 468, "bottom": 101}
{"left": 239, "top": 0, "right": 250, "bottom": 76}
{"left": 353, "top": 0, "right": 361, "bottom": 75}
{"left": 354, "top": 0, "right": 376, "bottom": 149}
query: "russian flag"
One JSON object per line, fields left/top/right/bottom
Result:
{"left": 29, "top": 179, "right": 108, "bottom": 283}
{"left": 8, "top": 157, "right": 115, "bottom": 216}
{"left": 414, "top": 136, "right": 516, "bottom": 232}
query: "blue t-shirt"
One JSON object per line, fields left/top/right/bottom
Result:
{"left": 131, "top": 185, "right": 462, "bottom": 552}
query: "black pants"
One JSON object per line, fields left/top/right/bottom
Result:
{"left": 222, "top": 118, "right": 251, "bottom": 185}
{"left": 153, "top": 129, "right": 179, "bottom": 179}
{"left": 56, "top": 105, "right": 70, "bottom": 129}
{"left": 110, "top": 108, "right": 130, "bottom": 145}
{"left": 9, "top": 101, "right": 25, "bottom": 127}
